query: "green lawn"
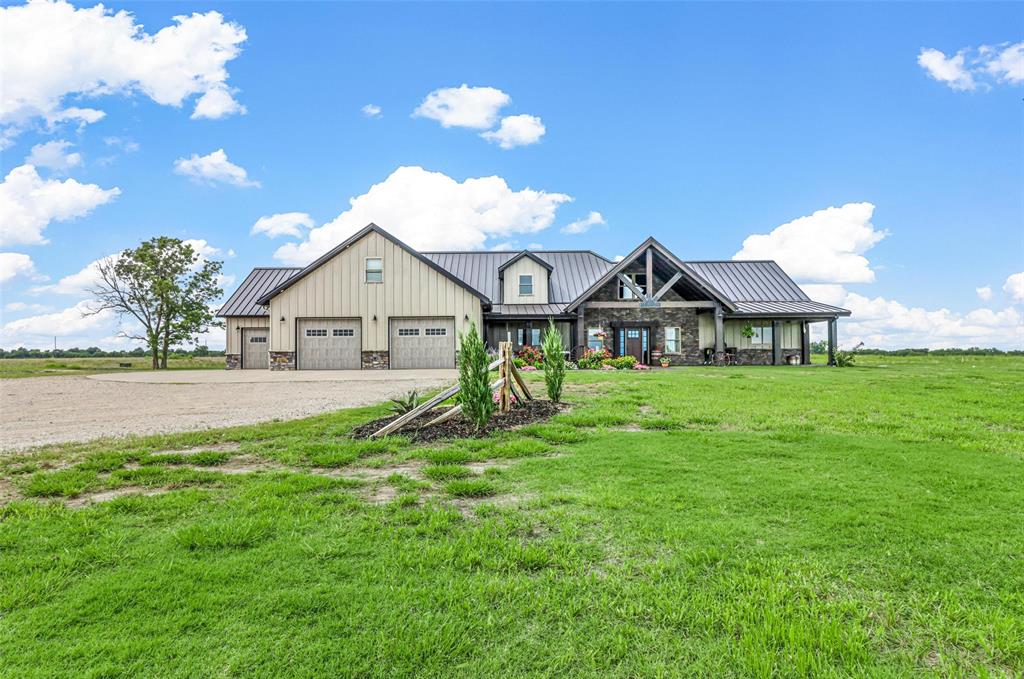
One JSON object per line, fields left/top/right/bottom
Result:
{"left": 2, "top": 355, "right": 1022, "bottom": 676}
{"left": 0, "top": 355, "right": 224, "bottom": 378}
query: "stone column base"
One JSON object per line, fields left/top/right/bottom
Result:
{"left": 270, "top": 351, "right": 296, "bottom": 370}
{"left": 225, "top": 354, "right": 241, "bottom": 370}
{"left": 361, "top": 351, "right": 390, "bottom": 369}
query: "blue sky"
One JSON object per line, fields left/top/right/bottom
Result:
{"left": 1, "top": 0, "right": 1022, "bottom": 349}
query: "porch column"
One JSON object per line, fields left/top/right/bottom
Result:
{"left": 576, "top": 305, "right": 586, "bottom": 357}
{"left": 714, "top": 305, "right": 724, "bottom": 354}
{"left": 801, "top": 321, "right": 811, "bottom": 365}
{"left": 827, "top": 317, "right": 838, "bottom": 366}
{"left": 771, "top": 320, "right": 782, "bottom": 365}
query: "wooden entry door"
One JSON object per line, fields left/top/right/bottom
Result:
{"left": 620, "top": 327, "right": 649, "bottom": 364}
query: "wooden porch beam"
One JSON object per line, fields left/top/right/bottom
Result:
{"left": 652, "top": 272, "right": 683, "bottom": 301}
{"left": 616, "top": 273, "right": 647, "bottom": 301}
{"left": 584, "top": 300, "right": 716, "bottom": 309}
{"left": 714, "top": 304, "right": 724, "bottom": 354}
{"left": 645, "top": 247, "right": 654, "bottom": 296}
{"left": 771, "top": 320, "right": 782, "bottom": 365}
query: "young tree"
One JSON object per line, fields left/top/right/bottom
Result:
{"left": 457, "top": 323, "right": 494, "bottom": 429}
{"left": 541, "top": 320, "right": 566, "bottom": 403}
{"left": 89, "top": 237, "right": 224, "bottom": 369}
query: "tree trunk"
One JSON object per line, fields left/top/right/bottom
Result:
{"left": 150, "top": 340, "right": 159, "bottom": 370}
{"left": 160, "top": 329, "right": 170, "bottom": 369}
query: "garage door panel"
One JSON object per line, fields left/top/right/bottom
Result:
{"left": 298, "top": 319, "right": 361, "bottom": 370}
{"left": 390, "top": 317, "right": 455, "bottom": 369}
{"left": 242, "top": 328, "right": 269, "bottom": 370}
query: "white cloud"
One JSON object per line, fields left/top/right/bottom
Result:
{"left": 612, "top": 255, "right": 625, "bottom": 263}
{"left": 32, "top": 255, "right": 113, "bottom": 295}
{"left": 25, "top": 140, "right": 81, "bottom": 172}
{"left": 0, "top": 0, "right": 247, "bottom": 143}
{"left": 173, "top": 149, "right": 259, "bottom": 188}
{"left": 976, "top": 285, "right": 993, "bottom": 301}
{"left": 527, "top": 243, "right": 543, "bottom": 250}
{"left": 3, "top": 301, "right": 51, "bottom": 314}
{"left": 734, "top": 202, "right": 887, "bottom": 284}
{"left": 800, "top": 284, "right": 848, "bottom": 307}
{"left": 0, "top": 164, "right": 120, "bottom": 247}
{"left": 481, "top": 114, "right": 546, "bottom": 149}
{"left": 0, "top": 299, "right": 115, "bottom": 347}
{"left": 361, "top": 104, "right": 382, "bottom": 118}
{"left": 0, "top": 252, "right": 38, "bottom": 284}
{"left": 561, "top": 211, "right": 606, "bottom": 235}
{"left": 103, "top": 136, "right": 139, "bottom": 152}
{"left": 251, "top": 212, "right": 313, "bottom": 239}
{"left": 918, "top": 42, "right": 1024, "bottom": 91}
{"left": 272, "top": 166, "right": 572, "bottom": 265}
{"left": 1004, "top": 272, "right": 1024, "bottom": 301}
{"left": 413, "top": 85, "right": 510, "bottom": 129}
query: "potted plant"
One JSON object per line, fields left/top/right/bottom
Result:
{"left": 659, "top": 355, "right": 671, "bottom": 368}
{"left": 740, "top": 323, "right": 755, "bottom": 340}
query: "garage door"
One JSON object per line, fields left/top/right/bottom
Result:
{"left": 242, "top": 328, "right": 269, "bottom": 370}
{"left": 390, "top": 317, "right": 455, "bottom": 369}
{"left": 297, "top": 318, "right": 361, "bottom": 370}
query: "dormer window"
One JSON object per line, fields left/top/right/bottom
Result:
{"left": 365, "top": 257, "right": 383, "bottom": 283}
{"left": 519, "top": 274, "right": 534, "bottom": 296}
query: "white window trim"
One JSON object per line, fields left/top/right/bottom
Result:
{"left": 365, "top": 257, "right": 383, "bottom": 283}
{"left": 518, "top": 273, "right": 534, "bottom": 297}
{"left": 586, "top": 327, "right": 603, "bottom": 350}
{"left": 664, "top": 326, "right": 681, "bottom": 354}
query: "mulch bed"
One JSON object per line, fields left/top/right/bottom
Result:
{"left": 350, "top": 399, "right": 562, "bottom": 443}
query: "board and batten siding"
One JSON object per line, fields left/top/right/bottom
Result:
{"left": 268, "top": 230, "right": 484, "bottom": 353}
{"left": 501, "top": 258, "right": 549, "bottom": 304}
{"left": 226, "top": 317, "right": 270, "bottom": 355}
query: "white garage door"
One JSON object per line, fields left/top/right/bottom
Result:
{"left": 390, "top": 317, "right": 455, "bottom": 369}
{"left": 241, "top": 327, "right": 269, "bottom": 370}
{"left": 297, "top": 318, "right": 361, "bottom": 370}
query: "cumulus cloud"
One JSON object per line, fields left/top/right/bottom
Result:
{"left": 361, "top": 104, "right": 382, "bottom": 118}
{"left": 0, "top": 252, "right": 39, "bottom": 284}
{"left": 0, "top": 299, "right": 116, "bottom": 347}
{"left": 251, "top": 212, "right": 314, "bottom": 239}
{"left": 103, "top": 137, "right": 139, "bottom": 153}
{"left": 413, "top": 85, "right": 510, "bottom": 129}
{"left": 25, "top": 140, "right": 81, "bottom": 172}
{"left": 272, "top": 166, "right": 572, "bottom": 265}
{"left": 32, "top": 254, "right": 113, "bottom": 295}
{"left": 0, "top": 0, "right": 247, "bottom": 143}
{"left": 3, "top": 301, "right": 51, "bottom": 314}
{"left": 918, "top": 42, "right": 1024, "bottom": 91}
{"left": 0, "top": 164, "right": 120, "bottom": 247}
{"left": 481, "top": 114, "right": 546, "bottom": 149}
{"left": 173, "top": 149, "right": 259, "bottom": 188}
{"left": 1005, "top": 272, "right": 1024, "bottom": 301}
{"left": 561, "top": 211, "right": 606, "bottom": 235}
{"left": 734, "top": 202, "right": 886, "bottom": 284}
{"left": 976, "top": 285, "right": 993, "bottom": 301}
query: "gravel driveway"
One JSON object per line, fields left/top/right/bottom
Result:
{"left": 1, "top": 369, "right": 457, "bottom": 452}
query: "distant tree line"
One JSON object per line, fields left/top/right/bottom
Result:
{"left": 809, "top": 340, "right": 1021, "bottom": 356}
{"left": 0, "top": 346, "right": 224, "bottom": 359}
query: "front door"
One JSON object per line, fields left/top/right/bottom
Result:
{"left": 620, "top": 327, "right": 648, "bottom": 364}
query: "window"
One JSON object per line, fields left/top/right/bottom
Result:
{"left": 305, "top": 328, "right": 327, "bottom": 337}
{"left": 398, "top": 328, "right": 420, "bottom": 337}
{"left": 332, "top": 328, "right": 354, "bottom": 337}
{"left": 365, "top": 257, "right": 383, "bottom": 283}
{"left": 750, "top": 324, "right": 773, "bottom": 347}
{"left": 519, "top": 274, "right": 534, "bottom": 296}
{"left": 618, "top": 273, "right": 647, "bottom": 299}
{"left": 586, "top": 327, "right": 604, "bottom": 351}
{"left": 425, "top": 328, "right": 447, "bottom": 336}
{"left": 664, "top": 327, "right": 680, "bottom": 353}
{"left": 516, "top": 328, "right": 524, "bottom": 345}
{"left": 530, "top": 328, "right": 541, "bottom": 345}
{"left": 249, "top": 336, "right": 267, "bottom": 343}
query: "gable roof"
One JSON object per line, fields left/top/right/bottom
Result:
{"left": 564, "top": 237, "right": 737, "bottom": 312}
{"left": 254, "top": 223, "right": 491, "bottom": 305}
{"left": 217, "top": 267, "right": 301, "bottom": 317}
{"left": 685, "top": 261, "right": 809, "bottom": 302}
{"left": 421, "top": 250, "right": 614, "bottom": 303}
{"left": 497, "top": 250, "right": 553, "bottom": 274}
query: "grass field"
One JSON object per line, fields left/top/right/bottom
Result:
{"left": 0, "top": 355, "right": 224, "bottom": 378}
{"left": 1, "top": 355, "right": 1022, "bottom": 676}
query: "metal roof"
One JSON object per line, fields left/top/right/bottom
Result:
{"left": 685, "top": 261, "right": 810, "bottom": 302}
{"left": 421, "top": 251, "right": 614, "bottom": 303}
{"left": 217, "top": 267, "right": 300, "bottom": 317}
{"left": 485, "top": 303, "right": 571, "bottom": 317}
{"left": 730, "top": 301, "right": 851, "bottom": 317}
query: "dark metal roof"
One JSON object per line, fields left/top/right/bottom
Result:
{"left": 730, "top": 301, "right": 852, "bottom": 317}
{"left": 685, "top": 261, "right": 809, "bottom": 302}
{"left": 485, "top": 303, "right": 571, "bottom": 317}
{"left": 217, "top": 267, "right": 300, "bottom": 317}
{"left": 421, "top": 251, "right": 614, "bottom": 303}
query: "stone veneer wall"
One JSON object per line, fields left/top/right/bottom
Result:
{"left": 583, "top": 305, "right": 702, "bottom": 365}
{"left": 225, "top": 354, "right": 241, "bottom": 370}
{"left": 733, "top": 348, "right": 802, "bottom": 365}
{"left": 269, "top": 351, "right": 296, "bottom": 371}
{"left": 361, "top": 351, "right": 390, "bottom": 370}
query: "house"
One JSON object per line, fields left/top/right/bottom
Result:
{"left": 217, "top": 223, "right": 850, "bottom": 370}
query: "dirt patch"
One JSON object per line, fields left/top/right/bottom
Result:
{"left": 451, "top": 492, "right": 536, "bottom": 517}
{"left": 149, "top": 442, "right": 241, "bottom": 457}
{"left": 65, "top": 486, "right": 171, "bottom": 509}
{"left": 188, "top": 454, "right": 289, "bottom": 475}
{"left": 350, "top": 399, "right": 562, "bottom": 442}
{"left": 322, "top": 461, "right": 427, "bottom": 481}
{"left": 610, "top": 424, "right": 645, "bottom": 432}
{"left": 0, "top": 477, "right": 21, "bottom": 506}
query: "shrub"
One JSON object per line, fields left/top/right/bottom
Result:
{"left": 577, "top": 347, "right": 610, "bottom": 369}
{"left": 541, "top": 320, "right": 566, "bottom": 403}
{"left": 388, "top": 390, "right": 419, "bottom": 415}
{"left": 603, "top": 355, "right": 637, "bottom": 370}
{"left": 457, "top": 323, "right": 494, "bottom": 430}
{"left": 833, "top": 350, "right": 856, "bottom": 367}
